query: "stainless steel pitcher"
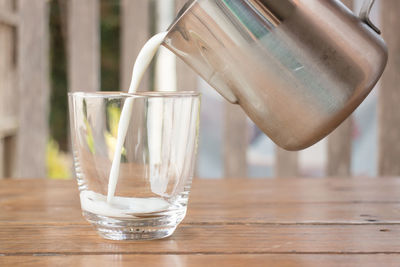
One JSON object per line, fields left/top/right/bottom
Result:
{"left": 163, "top": 0, "right": 388, "bottom": 150}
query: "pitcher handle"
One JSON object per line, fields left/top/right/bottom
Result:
{"left": 359, "top": 0, "right": 381, "bottom": 34}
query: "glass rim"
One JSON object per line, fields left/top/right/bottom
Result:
{"left": 69, "top": 91, "right": 201, "bottom": 99}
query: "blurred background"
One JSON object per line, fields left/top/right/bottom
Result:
{"left": 0, "top": 0, "right": 399, "bottom": 180}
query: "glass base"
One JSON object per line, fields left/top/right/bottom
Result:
{"left": 83, "top": 210, "right": 185, "bottom": 240}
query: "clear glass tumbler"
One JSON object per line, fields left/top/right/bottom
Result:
{"left": 68, "top": 92, "right": 200, "bottom": 240}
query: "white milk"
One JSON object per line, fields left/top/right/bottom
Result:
{"left": 81, "top": 191, "right": 170, "bottom": 218}
{"left": 107, "top": 32, "right": 168, "bottom": 203}
{"left": 80, "top": 32, "right": 169, "bottom": 217}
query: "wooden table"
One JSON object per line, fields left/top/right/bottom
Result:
{"left": 1, "top": 178, "right": 400, "bottom": 266}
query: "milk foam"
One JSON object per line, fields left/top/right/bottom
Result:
{"left": 81, "top": 191, "right": 170, "bottom": 218}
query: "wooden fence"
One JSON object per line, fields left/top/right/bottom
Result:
{"left": 0, "top": 0, "right": 399, "bottom": 178}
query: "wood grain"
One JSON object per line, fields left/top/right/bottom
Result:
{"left": 1, "top": 178, "right": 400, "bottom": 265}
{"left": 2, "top": 254, "right": 400, "bottom": 267}
{"left": 1, "top": 224, "right": 400, "bottom": 254}
{"left": 379, "top": 0, "right": 400, "bottom": 176}
{"left": 1, "top": 200, "right": 400, "bottom": 225}
{"left": 2, "top": 179, "right": 400, "bottom": 224}
{"left": 120, "top": 0, "right": 150, "bottom": 92}
{"left": 16, "top": 0, "right": 50, "bottom": 178}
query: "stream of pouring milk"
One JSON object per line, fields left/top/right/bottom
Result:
{"left": 107, "top": 32, "right": 168, "bottom": 203}
{"left": 81, "top": 32, "right": 169, "bottom": 218}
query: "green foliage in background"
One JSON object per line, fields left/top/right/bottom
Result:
{"left": 48, "top": 0, "right": 121, "bottom": 178}
{"left": 49, "top": 0, "right": 68, "bottom": 151}
{"left": 84, "top": 118, "right": 96, "bottom": 154}
{"left": 104, "top": 104, "right": 126, "bottom": 160}
{"left": 47, "top": 139, "right": 71, "bottom": 180}
{"left": 101, "top": 0, "right": 120, "bottom": 92}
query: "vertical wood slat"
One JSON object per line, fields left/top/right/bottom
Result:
{"left": 224, "top": 104, "right": 248, "bottom": 178}
{"left": 0, "top": 138, "right": 3, "bottom": 178}
{"left": 327, "top": 118, "right": 352, "bottom": 176}
{"left": 275, "top": 148, "right": 299, "bottom": 177}
{"left": 67, "top": 0, "right": 100, "bottom": 92}
{"left": 120, "top": 0, "right": 150, "bottom": 92}
{"left": 0, "top": 10, "right": 18, "bottom": 26}
{"left": 0, "top": 118, "right": 18, "bottom": 175}
{"left": 16, "top": 0, "right": 50, "bottom": 178}
{"left": 3, "top": 135, "right": 16, "bottom": 177}
{"left": 0, "top": 0, "right": 16, "bottom": 178}
{"left": 326, "top": 0, "right": 354, "bottom": 177}
{"left": 175, "top": 0, "right": 199, "bottom": 92}
{"left": 379, "top": 0, "right": 400, "bottom": 176}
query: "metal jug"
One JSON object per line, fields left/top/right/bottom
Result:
{"left": 163, "top": 0, "right": 388, "bottom": 150}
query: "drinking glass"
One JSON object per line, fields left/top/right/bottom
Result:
{"left": 68, "top": 91, "right": 200, "bottom": 240}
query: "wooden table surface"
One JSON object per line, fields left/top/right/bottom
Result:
{"left": 1, "top": 178, "right": 400, "bottom": 266}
